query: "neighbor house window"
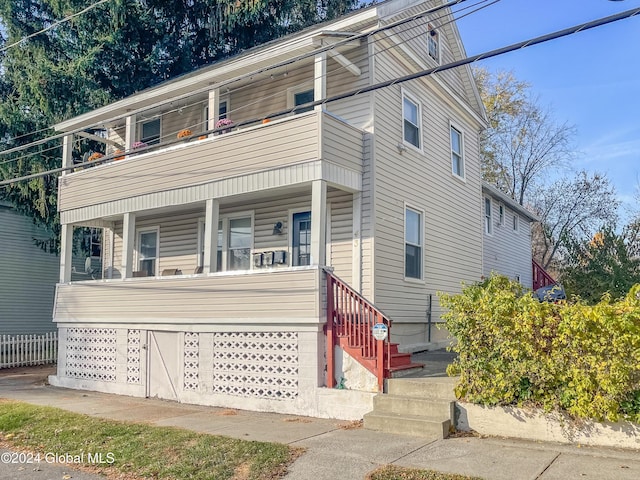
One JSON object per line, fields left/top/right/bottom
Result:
{"left": 513, "top": 213, "right": 519, "bottom": 232}
{"left": 403, "top": 94, "right": 421, "bottom": 149}
{"left": 450, "top": 125, "right": 464, "bottom": 177}
{"left": 484, "top": 198, "right": 492, "bottom": 235}
{"left": 140, "top": 118, "right": 161, "bottom": 145}
{"left": 428, "top": 25, "right": 440, "bottom": 63}
{"left": 498, "top": 204, "right": 505, "bottom": 226}
{"left": 137, "top": 228, "right": 159, "bottom": 276}
{"left": 405, "top": 207, "right": 423, "bottom": 280}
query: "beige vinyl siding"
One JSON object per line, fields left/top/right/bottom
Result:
{"left": 157, "top": 102, "right": 205, "bottom": 140}
{"left": 383, "top": 3, "right": 466, "bottom": 96}
{"left": 360, "top": 132, "right": 374, "bottom": 299}
{"left": 0, "top": 206, "right": 59, "bottom": 334}
{"left": 105, "top": 190, "right": 353, "bottom": 281}
{"left": 328, "top": 191, "right": 353, "bottom": 285}
{"left": 54, "top": 269, "right": 320, "bottom": 322}
{"left": 60, "top": 112, "right": 363, "bottom": 213}
{"left": 371, "top": 47, "right": 483, "bottom": 335}
{"left": 483, "top": 197, "right": 534, "bottom": 288}
{"left": 326, "top": 45, "right": 372, "bottom": 129}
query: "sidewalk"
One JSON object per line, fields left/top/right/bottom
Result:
{"left": 1, "top": 366, "right": 638, "bottom": 480}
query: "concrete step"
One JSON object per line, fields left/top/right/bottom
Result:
{"left": 363, "top": 411, "right": 450, "bottom": 438}
{"left": 387, "top": 376, "right": 457, "bottom": 400}
{"left": 373, "top": 394, "right": 454, "bottom": 418}
{"left": 388, "top": 363, "right": 424, "bottom": 378}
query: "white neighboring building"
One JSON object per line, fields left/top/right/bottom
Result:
{"left": 481, "top": 182, "right": 538, "bottom": 289}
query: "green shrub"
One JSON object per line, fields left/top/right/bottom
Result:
{"left": 440, "top": 275, "right": 640, "bottom": 423}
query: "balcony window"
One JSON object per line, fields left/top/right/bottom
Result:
{"left": 141, "top": 118, "right": 161, "bottom": 145}
{"left": 228, "top": 217, "right": 252, "bottom": 270}
{"left": 137, "top": 228, "right": 159, "bottom": 276}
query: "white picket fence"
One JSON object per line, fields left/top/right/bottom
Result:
{"left": 0, "top": 332, "right": 58, "bottom": 369}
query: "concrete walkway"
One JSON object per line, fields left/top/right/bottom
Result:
{"left": 1, "top": 366, "right": 639, "bottom": 480}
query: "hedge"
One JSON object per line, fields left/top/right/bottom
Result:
{"left": 440, "top": 275, "right": 640, "bottom": 423}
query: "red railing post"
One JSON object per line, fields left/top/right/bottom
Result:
{"left": 376, "top": 337, "right": 384, "bottom": 392}
{"left": 326, "top": 271, "right": 335, "bottom": 388}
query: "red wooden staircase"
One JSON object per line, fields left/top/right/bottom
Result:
{"left": 532, "top": 259, "right": 556, "bottom": 290}
{"left": 325, "top": 270, "right": 423, "bottom": 391}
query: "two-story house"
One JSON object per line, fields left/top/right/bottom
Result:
{"left": 49, "top": 0, "right": 487, "bottom": 419}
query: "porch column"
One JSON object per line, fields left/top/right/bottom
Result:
{"left": 125, "top": 114, "right": 137, "bottom": 150}
{"left": 59, "top": 223, "right": 74, "bottom": 284}
{"left": 61, "top": 134, "right": 73, "bottom": 176}
{"left": 311, "top": 180, "right": 327, "bottom": 266}
{"left": 352, "top": 192, "right": 362, "bottom": 292}
{"left": 314, "top": 52, "right": 327, "bottom": 112}
{"left": 203, "top": 199, "right": 220, "bottom": 274}
{"left": 208, "top": 88, "right": 220, "bottom": 135}
{"left": 121, "top": 212, "right": 136, "bottom": 279}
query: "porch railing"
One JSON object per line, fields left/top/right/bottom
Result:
{"left": 0, "top": 332, "right": 58, "bottom": 369}
{"left": 325, "top": 269, "right": 391, "bottom": 391}
{"left": 532, "top": 259, "right": 556, "bottom": 290}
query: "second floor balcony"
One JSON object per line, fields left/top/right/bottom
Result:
{"left": 58, "top": 110, "right": 364, "bottom": 214}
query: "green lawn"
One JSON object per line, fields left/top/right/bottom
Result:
{"left": 0, "top": 400, "right": 299, "bottom": 480}
{"left": 368, "top": 465, "right": 484, "bottom": 480}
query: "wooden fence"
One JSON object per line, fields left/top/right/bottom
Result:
{"left": 0, "top": 332, "right": 58, "bottom": 369}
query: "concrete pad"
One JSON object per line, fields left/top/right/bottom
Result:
{"left": 0, "top": 448, "right": 106, "bottom": 480}
{"left": 539, "top": 453, "right": 640, "bottom": 480}
{"left": 396, "top": 437, "right": 558, "bottom": 480}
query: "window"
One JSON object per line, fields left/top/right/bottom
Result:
{"left": 140, "top": 118, "right": 161, "bottom": 145}
{"left": 203, "top": 99, "right": 229, "bottom": 131}
{"left": 484, "top": 198, "right": 492, "bottom": 235}
{"left": 293, "top": 88, "right": 314, "bottom": 114}
{"left": 292, "top": 211, "right": 311, "bottom": 266}
{"left": 137, "top": 228, "right": 159, "bottom": 276}
{"left": 428, "top": 25, "right": 440, "bottom": 63}
{"left": 228, "top": 217, "right": 252, "bottom": 270}
{"left": 405, "top": 207, "right": 423, "bottom": 280}
{"left": 498, "top": 204, "right": 505, "bottom": 226}
{"left": 403, "top": 95, "right": 421, "bottom": 149}
{"left": 513, "top": 213, "right": 519, "bottom": 232}
{"left": 450, "top": 125, "right": 464, "bottom": 177}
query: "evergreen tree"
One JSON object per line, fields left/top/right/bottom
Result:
{"left": 0, "top": 0, "right": 359, "bottom": 251}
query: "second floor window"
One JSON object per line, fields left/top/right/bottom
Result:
{"left": 141, "top": 118, "right": 161, "bottom": 145}
{"left": 450, "top": 126, "right": 464, "bottom": 177}
{"left": 428, "top": 25, "right": 440, "bottom": 63}
{"left": 403, "top": 95, "right": 421, "bottom": 149}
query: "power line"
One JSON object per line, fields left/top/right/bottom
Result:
{"left": 0, "top": 0, "right": 475, "bottom": 158}
{"left": 3, "top": 5, "right": 638, "bottom": 187}
{"left": 0, "top": 0, "right": 110, "bottom": 53}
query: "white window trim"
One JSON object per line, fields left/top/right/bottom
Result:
{"left": 484, "top": 197, "right": 493, "bottom": 236}
{"left": 512, "top": 212, "right": 520, "bottom": 233}
{"left": 287, "top": 82, "right": 314, "bottom": 110}
{"left": 288, "top": 207, "right": 312, "bottom": 267}
{"left": 498, "top": 203, "right": 505, "bottom": 226}
{"left": 449, "top": 122, "right": 465, "bottom": 179}
{"left": 404, "top": 203, "right": 425, "bottom": 283}
{"left": 139, "top": 117, "right": 162, "bottom": 143}
{"left": 401, "top": 88, "right": 423, "bottom": 153}
{"left": 427, "top": 24, "right": 441, "bottom": 65}
{"left": 202, "top": 97, "right": 230, "bottom": 127}
{"left": 225, "top": 210, "right": 254, "bottom": 272}
{"left": 135, "top": 226, "right": 160, "bottom": 276}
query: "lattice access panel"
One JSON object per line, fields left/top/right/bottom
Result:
{"left": 212, "top": 332, "right": 299, "bottom": 400}
{"left": 65, "top": 328, "right": 117, "bottom": 382}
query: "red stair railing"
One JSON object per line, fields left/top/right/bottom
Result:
{"left": 532, "top": 259, "right": 556, "bottom": 290}
{"left": 325, "top": 269, "right": 391, "bottom": 391}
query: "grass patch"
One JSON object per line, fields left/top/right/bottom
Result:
{"left": 0, "top": 400, "right": 300, "bottom": 480}
{"left": 368, "top": 465, "right": 484, "bottom": 480}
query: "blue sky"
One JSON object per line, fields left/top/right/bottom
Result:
{"left": 453, "top": 0, "right": 640, "bottom": 220}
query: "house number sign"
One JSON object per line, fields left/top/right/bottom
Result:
{"left": 372, "top": 323, "right": 388, "bottom": 341}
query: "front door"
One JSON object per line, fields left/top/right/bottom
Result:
{"left": 146, "top": 331, "right": 180, "bottom": 401}
{"left": 292, "top": 211, "right": 311, "bottom": 266}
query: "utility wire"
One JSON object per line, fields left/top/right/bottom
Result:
{"left": 0, "top": 0, "right": 474, "bottom": 157}
{"left": 2, "top": 5, "right": 638, "bottom": 187}
{"left": 0, "top": 0, "right": 110, "bottom": 53}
